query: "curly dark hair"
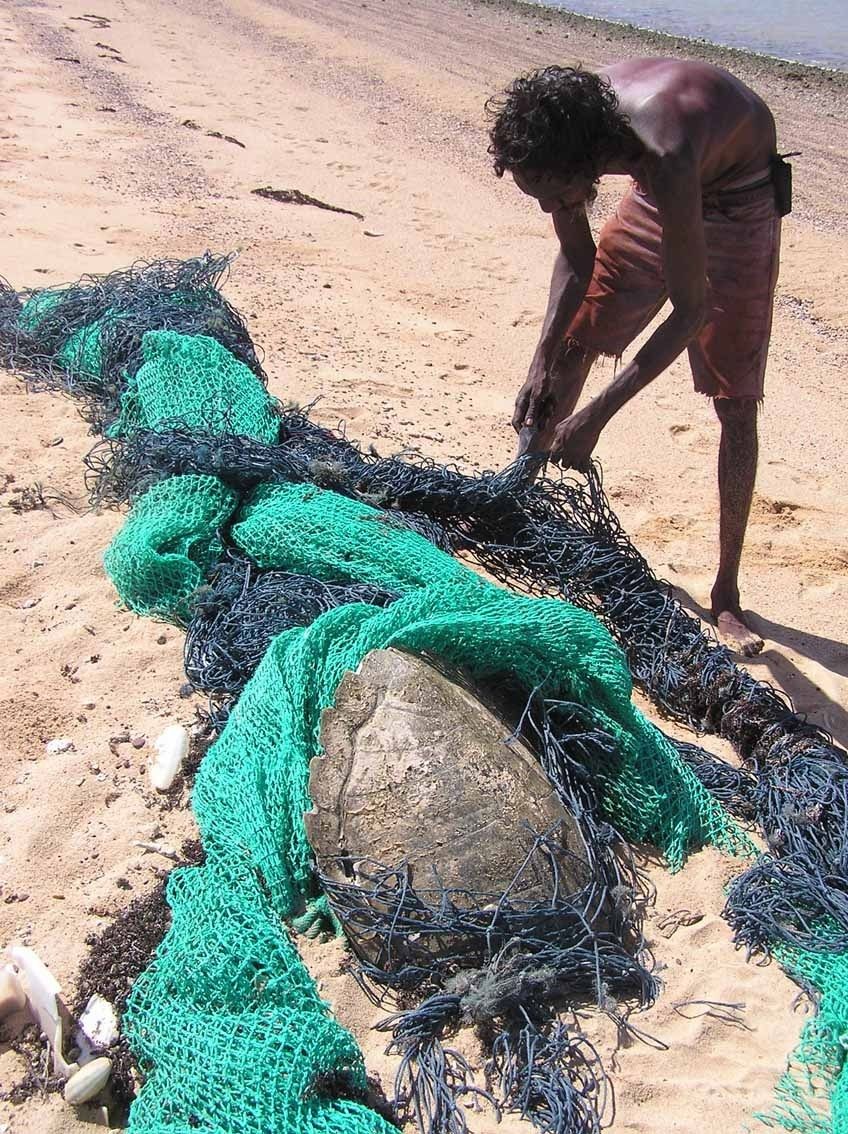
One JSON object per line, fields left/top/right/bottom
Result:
{"left": 486, "top": 65, "right": 634, "bottom": 182}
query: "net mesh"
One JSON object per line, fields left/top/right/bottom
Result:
{"left": 103, "top": 474, "right": 238, "bottom": 625}
{"left": 1, "top": 257, "right": 845, "bottom": 1134}
{"left": 109, "top": 329, "right": 279, "bottom": 442}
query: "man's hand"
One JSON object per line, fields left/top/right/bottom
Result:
{"left": 512, "top": 357, "right": 554, "bottom": 433}
{"left": 550, "top": 408, "right": 603, "bottom": 469}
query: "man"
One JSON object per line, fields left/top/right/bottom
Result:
{"left": 488, "top": 59, "right": 788, "bottom": 656}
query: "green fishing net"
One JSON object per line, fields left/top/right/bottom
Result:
{"left": 109, "top": 330, "right": 279, "bottom": 441}
{"left": 104, "top": 474, "right": 238, "bottom": 624}
{"left": 9, "top": 269, "right": 842, "bottom": 1132}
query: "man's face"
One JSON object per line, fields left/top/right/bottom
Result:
{"left": 511, "top": 167, "right": 594, "bottom": 214}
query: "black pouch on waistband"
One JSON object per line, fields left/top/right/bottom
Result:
{"left": 771, "top": 152, "right": 799, "bottom": 217}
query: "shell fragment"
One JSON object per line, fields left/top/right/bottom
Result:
{"left": 63, "top": 1056, "right": 112, "bottom": 1105}
{"left": 149, "top": 724, "right": 189, "bottom": 790}
{"left": 45, "top": 738, "right": 75, "bottom": 755}
{"left": 7, "top": 946, "right": 74, "bottom": 1076}
{"left": 76, "top": 993, "right": 119, "bottom": 1058}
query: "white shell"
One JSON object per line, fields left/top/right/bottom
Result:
{"left": 63, "top": 1056, "right": 112, "bottom": 1105}
{"left": 149, "top": 724, "right": 189, "bottom": 790}
{"left": 45, "top": 738, "right": 75, "bottom": 755}
{"left": 7, "top": 946, "right": 74, "bottom": 1076}
{"left": 0, "top": 965, "right": 27, "bottom": 1018}
{"left": 76, "top": 993, "right": 119, "bottom": 1057}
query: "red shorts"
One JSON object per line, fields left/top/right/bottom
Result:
{"left": 567, "top": 180, "right": 782, "bottom": 399}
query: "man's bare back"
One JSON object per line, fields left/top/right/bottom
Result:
{"left": 603, "top": 58, "right": 776, "bottom": 192}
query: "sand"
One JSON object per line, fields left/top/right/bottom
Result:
{"left": 0, "top": 0, "right": 846, "bottom": 1130}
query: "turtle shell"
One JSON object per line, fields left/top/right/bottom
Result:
{"left": 305, "top": 648, "right": 592, "bottom": 959}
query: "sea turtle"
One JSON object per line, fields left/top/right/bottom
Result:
{"left": 305, "top": 647, "right": 593, "bottom": 968}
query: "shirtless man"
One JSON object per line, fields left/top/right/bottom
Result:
{"left": 488, "top": 59, "right": 787, "bottom": 656}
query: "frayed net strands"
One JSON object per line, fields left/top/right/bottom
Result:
{"left": 184, "top": 552, "right": 399, "bottom": 728}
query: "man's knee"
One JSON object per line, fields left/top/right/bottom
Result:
{"left": 713, "top": 396, "right": 759, "bottom": 430}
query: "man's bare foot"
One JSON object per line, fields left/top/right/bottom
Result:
{"left": 714, "top": 608, "right": 764, "bottom": 657}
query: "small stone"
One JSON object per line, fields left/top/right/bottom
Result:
{"left": 63, "top": 1056, "right": 112, "bottom": 1105}
{"left": 453, "top": 363, "right": 469, "bottom": 371}
{"left": 80, "top": 700, "right": 96, "bottom": 710}
{"left": 45, "top": 738, "right": 74, "bottom": 755}
{"left": 16, "top": 597, "right": 40, "bottom": 609}
{"left": 178, "top": 682, "right": 195, "bottom": 699}
{"left": 130, "top": 736, "right": 146, "bottom": 749}
{"left": 363, "top": 230, "right": 383, "bottom": 237}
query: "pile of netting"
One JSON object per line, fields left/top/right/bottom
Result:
{"left": 2, "top": 254, "right": 846, "bottom": 1134}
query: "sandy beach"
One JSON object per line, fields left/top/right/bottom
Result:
{"left": 1, "top": 0, "right": 847, "bottom": 1130}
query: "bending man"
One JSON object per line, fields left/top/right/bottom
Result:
{"left": 488, "top": 59, "right": 788, "bottom": 656}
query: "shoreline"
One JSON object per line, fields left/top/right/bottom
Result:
{"left": 520, "top": 1, "right": 847, "bottom": 76}
{"left": 477, "top": 0, "right": 848, "bottom": 93}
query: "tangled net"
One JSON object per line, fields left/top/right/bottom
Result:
{"left": 184, "top": 552, "right": 398, "bottom": 727}
{"left": 81, "top": 418, "right": 848, "bottom": 958}
{"left": 2, "top": 255, "right": 846, "bottom": 1134}
{"left": 0, "top": 254, "right": 264, "bottom": 433}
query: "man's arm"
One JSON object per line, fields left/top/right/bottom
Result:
{"left": 513, "top": 207, "right": 596, "bottom": 432}
{"left": 551, "top": 145, "right": 708, "bottom": 464}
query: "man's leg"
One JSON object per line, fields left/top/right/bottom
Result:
{"left": 517, "top": 339, "right": 598, "bottom": 456}
{"left": 711, "top": 396, "right": 764, "bottom": 656}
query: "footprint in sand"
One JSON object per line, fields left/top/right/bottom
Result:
{"left": 676, "top": 423, "right": 713, "bottom": 454}
{"left": 511, "top": 309, "right": 539, "bottom": 328}
{"left": 433, "top": 328, "right": 472, "bottom": 344}
{"left": 367, "top": 175, "right": 398, "bottom": 192}
{"left": 325, "top": 405, "right": 365, "bottom": 421}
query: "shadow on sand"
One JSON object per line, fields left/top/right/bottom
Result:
{"left": 670, "top": 585, "right": 848, "bottom": 751}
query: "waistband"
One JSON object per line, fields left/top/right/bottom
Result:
{"left": 702, "top": 171, "right": 776, "bottom": 213}
{"left": 710, "top": 171, "right": 773, "bottom": 197}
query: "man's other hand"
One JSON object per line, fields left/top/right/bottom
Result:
{"left": 550, "top": 408, "right": 602, "bottom": 468}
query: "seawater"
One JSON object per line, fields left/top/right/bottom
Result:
{"left": 542, "top": 0, "right": 848, "bottom": 71}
